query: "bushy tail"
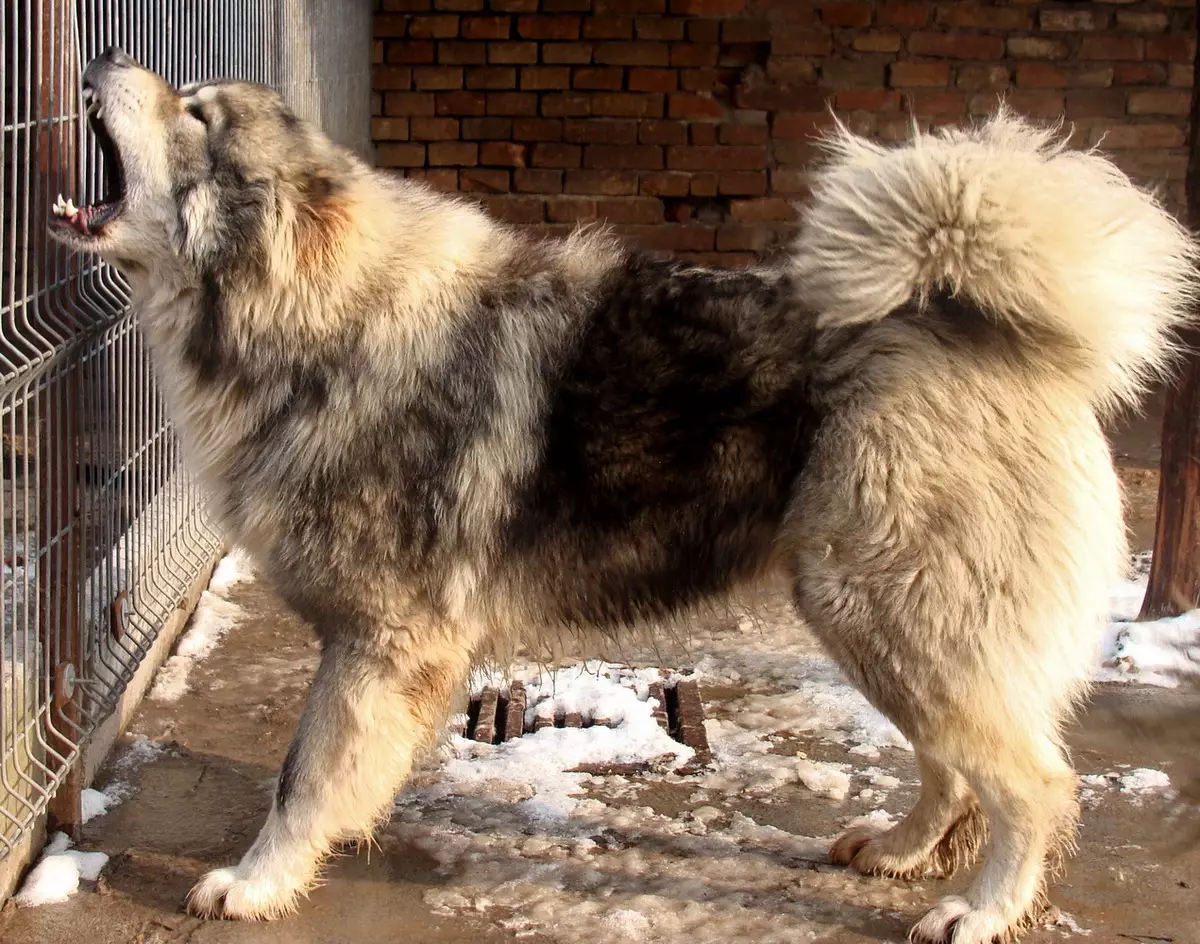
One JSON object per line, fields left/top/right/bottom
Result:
{"left": 791, "top": 107, "right": 1200, "bottom": 415}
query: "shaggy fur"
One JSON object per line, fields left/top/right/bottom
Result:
{"left": 50, "top": 48, "right": 1200, "bottom": 944}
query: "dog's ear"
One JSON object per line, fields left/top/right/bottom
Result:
{"left": 176, "top": 174, "right": 273, "bottom": 272}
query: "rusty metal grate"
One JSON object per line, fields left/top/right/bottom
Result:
{"left": 462, "top": 674, "right": 712, "bottom": 774}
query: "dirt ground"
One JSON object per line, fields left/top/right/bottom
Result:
{"left": 3, "top": 394, "right": 1198, "bottom": 944}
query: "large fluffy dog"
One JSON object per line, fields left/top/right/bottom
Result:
{"left": 51, "top": 48, "right": 1199, "bottom": 943}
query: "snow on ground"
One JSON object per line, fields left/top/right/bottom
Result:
{"left": 1099, "top": 581, "right": 1200, "bottom": 687}
{"left": 149, "top": 550, "right": 253, "bottom": 702}
{"left": 13, "top": 831, "right": 108, "bottom": 907}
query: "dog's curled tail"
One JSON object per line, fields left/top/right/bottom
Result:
{"left": 791, "top": 107, "right": 1200, "bottom": 414}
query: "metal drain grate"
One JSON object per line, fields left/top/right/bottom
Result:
{"left": 461, "top": 674, "right": 711, "bottom": 774}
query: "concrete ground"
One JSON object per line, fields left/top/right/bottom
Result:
{"left": 2, "top": 393, "right": 1197, "bottom": 944}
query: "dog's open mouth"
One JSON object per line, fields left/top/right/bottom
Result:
{"left": 50, "top": 86, "right": 125, "bottom": 238}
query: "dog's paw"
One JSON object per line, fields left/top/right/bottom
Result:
{"left": 186, "top": 865, "right": 301, "bottom": 921}
{"left": 909, "top": 896, "right": 1015, "bottom": 944}
{"left": 829, "top": 827, "right": 930, "bottom": 880}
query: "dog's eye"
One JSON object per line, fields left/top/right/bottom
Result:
{"left": 186, "top": 103, "right": 209, "bottom": 126}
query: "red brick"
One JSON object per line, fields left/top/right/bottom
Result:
{"left": 730, "top": 197, "right": 796, "bottom": 222}
{"left": 564, "top": 169, "right": 639, "bottom": 194}
{"left": 407, "top": 15, "right": 460, "bottom": 38}
{"left": 771, "top": 166, "right": 809, "bottom": 194}
{"left": 907, "top": 32, "right": 1004, "bottom": 60}
{"left": 1117, "top": 12, "right": 1169, "bottom": 33}
{"left": 767, "top": 58, "right": 817, "bottom": 86}
{"left": 691, "top": 123, "right": 718, "bottom": 146}
{"left": 375, "top": 14, "right": 410, "bottom": 37}
{"left": 437, "top": 90, "right": 486, "bottom": 115}
{"left": 541, "top": 92, "right": 593, "bottom": 116}
{"left": 718, "top": 171, "right": 767, "bottom": 195}
{"left": 908, "top": 91, "right": 966, "bottom": 118}
{"left": 573, "top": 67, "right": 624, "bottom": 90}
{"left": 489, "top": 42, "right": 538, "bottom": 64}
{"left": 1067, "top": 90, "right": 1130, "bottom": 119}
{"left": 717, "top": 223, "right": 788, "bottom": 252}
{"left": 413, "top": 66, "right": 464, "bottom": 90}
{"left": 1039, "top": 9, "right": 1104, "bottom": 32}
{"left": 853, "top": 33, "right": 902, "bottom": 54}
{"left": 583, "top": 16, "right": 632, "bottom": 39}
{"left": 669, "top": 42, "right": 720, "bottom": 67}
{"left": 1092, "top": 124, "right": 1186, "bottom": 149}
{"left": 668, "top": 0, "right": 744, "bottom": 13}
{"left": 466, "top": 67, "right": 517, "bottom": 89}
{"left": 372, "top": 91, "right": 383, "bottom": 115}
{"left": 938, "top": 5, "right": 1029, "bottom": 30}
{"left": 487, "top": 91, "right": 538, "bottom": 115}
{"left": 592, "top": 93, "right": 664, "bottom": 117}
{"left": 639, "top": 119, "right": 688, "bottom": 145}
{"left": 822, "top": 60, "right": 886, "bottom": 89}
{"left": 772, "top": 111, "right": 834, "bottom": 141}
{"left": 438, "top": 42, "right": 487, "bottom": 65}
{"left": 373, "top": 66, "right": 413, "bottom": 90}
{"left": 1080, "top": 37, "right": 1145, "bottom": 61}
{"left": 461, "top": 116, "right": 512, "bottom": 138}
{"left": 620, "top": 222, "right": 715, "bottom": 251}
{"left": 595, "top": 196, "right": 665, "bottom": 223}
{"left": 488, "top": 0, "right": 537, "bottom": 9}
{"left": 585, "top": 143, "right": 663, "bottom": 168}
{"left": 735, "top": 83, "right": 825, "bottom": 111}
{"left": 667, "top": 92, "right": 724, "bottom": 120}
{"left": 688, "top": 173, "right": 719, "bottom": 196}
{"left": 718, "top": 121, "right": 768, "bottom": 145}
{"left": 381, "top": 0, "right": 433, "bottom": 9}
{"left": 513, "top": 118, "right": 564, "bottom": 141}
{"left": 543, "top": 42, "right": 594, "bottom": 64}
{"left": 459, "top": 167, "right": 511, "bottom": 192}
{"left": 385, "top": 91, "right": 437, "bottom": 115}
{"left": 821, "top": 2, "right": 871, "bottom": 27}
{"left": 1014, "top": 64, "right": 1065, "bottom": 89}
{"left": 667, "top": 145, "right": 767, "bottom": 171}
{"left": 521, "top": 66, "right": 571, "bottom": 89}
{"left": 1006, "top": 37, "right": 1068, "bottom": 61}
{"left": 1111, "top": 151, "right": 1188, "bottom": 181}
{"left": 517, "top": 15, "right": 581, "bottom": 40}
{"left": 542, "top": 0, "right": 591, "bottom": 10}
{"left": 546, "top": 196, "right": 597, "bottom": 222}
{"left": 434, "top": 0, "right": 483, "bottom": 9}
{"left": 410, "top": 116, "right": 460, "bottom": 139}
{"left": 1128, "top": 90, "right": 1192, "bottom": 116}
{"left": 957, "top": 64, "right": 1011, "bottom": 91}
{"left": 371, "top": 117, "right": 411, "bottom": 140}
{"left": 377, "top": 142, "right": 426, "bottom": 166}
{"left": 373, "top": 40, "right": 385, "bottom": 64}
{"left": 406, "top": 168, "right": 458, "bottom": 191}
{"left": 531, "top": 142, "right": 582, "bottom": 167}
{"left": 888, "top": 61, "right": 950, "bottom": 88}
{"left": 461, "top": 16, "right": 509, "bottom": 39}
{"left": 639, "top": 171, "right": 691, "bottom": 197}
{"left": 686, "top": 18, "right": 720, "bottom": 42}
{"left": 388, "top": 40, "right": 435, "bottom": 64}
{"left": 1116, "top": 63, "right": 1168, "bottom": 86}
{"left": 565, "top": 118, "right": 638, "bottom": 144}
{"left": 594, "top": 41, "right": 668, "bottom": 66}
{"left": 628, "top": 68, "right": 678, "bottom": 92}
{"left": 877, "top": 2, "right": 928, "bottom": 28}
{"left": 1169, "top": 63, "right": 1192, "bottom": 88}
{"left": 636, "top": 16, "right": 685, "bottom": 41}
{"left": 428, "top": 141, "right": 478, "bottom": 165}
{"left": 1000, "top": 90, "right": 1066, "bottom": 119}
{"left": 836, "top": 89, "right": 901, "bottom": 112}
{"left": 482, "top": 195, "right": 545, "bottom": 223}
{"left": 1146, "top": 36, "right": 1195, "bottom": 63}
{"left": 480, "top": 141, "right": 528, "bottom": 165}
{"left": 773, "top": 139, "right": 823, "bottom": 164}
{"left": 513, "top": 168, "right": 564, "bottom": 192}
{"left": 771, "top": 28, "right": 831, "bottom": 58}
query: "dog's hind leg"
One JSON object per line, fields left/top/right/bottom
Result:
{"left": 187, "top": 626, "right": 471, "bottom": 920}
{"left": 831, "top": 750, "right": 985, "bottom": 880}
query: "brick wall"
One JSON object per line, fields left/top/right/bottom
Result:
{"left": 372, "top": 1, "right": 1195, "bottom": 266}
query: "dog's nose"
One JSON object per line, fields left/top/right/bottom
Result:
{"left": 101, "top": 46, "right": 136, "bottom": 68}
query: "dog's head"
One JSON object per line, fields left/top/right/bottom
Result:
{"left": 49, "top": 47, "right": 350, "bottom": 278}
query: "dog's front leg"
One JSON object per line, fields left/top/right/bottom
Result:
{"left": 187, "top": 628, "right": 470, "bottom": 920}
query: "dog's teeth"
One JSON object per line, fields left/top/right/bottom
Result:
{"left": 65, "top": 198, "right": 78, "bottom": 216}
{"left": 94, "top": 106, "right": 103, "bottom": 120}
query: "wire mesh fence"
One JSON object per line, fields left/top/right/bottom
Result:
{"left": 1, "top": 0, "right": 371, "bottom": 870}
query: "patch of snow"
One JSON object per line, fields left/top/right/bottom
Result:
{"left": 81, "top": 788, "right": 114, "bottom": 824}
{"left": 14, "top": 832, "right": 108, "bottom": 907}
{"left": 1097, "top": 572, "right": 1200, "bottom": 688}
{"left": 846, "top": 808, "right": 896, "bottom": 831}
{"left": 1117, "top": 768, "right": 1171, "bottom": 795}
{"left": 149, "top": 551, "right": 251, "bottom": 701}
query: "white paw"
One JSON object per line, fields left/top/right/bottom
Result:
{"left": 909, "top": 895, "right": 1015, "bottom": 944}
{"left": 187, "top": 865, "right": 302, "bottom": 920}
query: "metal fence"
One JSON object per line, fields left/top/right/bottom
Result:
{"left": 1, "top": 0, "right": 371, "bottom": 875}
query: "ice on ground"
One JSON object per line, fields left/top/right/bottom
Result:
{"left": 1118, "top": 767, "right": 1172, "bottom": 795}
{"left": 149, "top": 550, "right": 252, "bottom": 702}
{"left": 14, "top": 831, "right": 108, "bottom": 907}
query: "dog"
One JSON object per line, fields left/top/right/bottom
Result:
{"left": 50, "top": 47, "right": 1199, "bottom": 943}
